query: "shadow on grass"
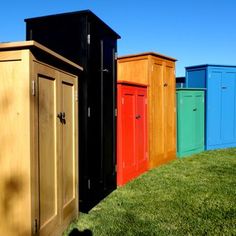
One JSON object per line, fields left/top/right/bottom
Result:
{"left": 69, "top": 228, "right": 92, "bottom": 236}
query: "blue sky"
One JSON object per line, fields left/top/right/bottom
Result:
{"left": 1, "top": 0, "right": 235, "bottom": 76}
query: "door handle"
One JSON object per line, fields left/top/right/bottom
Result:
{"left": 193, "top": 108, "right": 197, "bottom": 111}
{"left": 135, "top": 114, "right": 141, "bottom": 119}
{"left": 102, "top": 68, "right": 109, "bottom": 73}
{"left": 164, "top": 83, "right": 168, "bottom": 87}
{"left": 57, "top": 112, "right": 66, "bottom": 124}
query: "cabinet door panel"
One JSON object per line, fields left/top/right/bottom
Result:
{"left": 180, "top": 94, "right": 195, "bottom": 151}
{"left": 164, "top": 65, "right": 176, "bottom": 157}
{"left": 38, "top": 71, "right": 59, "bottom": 234}
{"left": 121, "top": 90, "right": 136, "bottom": 182}
{"left": 61, "top": 73, "right": 78, "bottom": 219}
{"left": 195, "top": 93, "right": 204, "bottom": 147}
{"left": 149, "top": 63, "right": 164, "bottom": 167}
{"left": 135, "top": 88, "right": 147, "bottom": 173}
{"left": 207, "top": 72, "right": 221, "bottom": 145}
{"left": 221, "top": 74, "right": 235, "bottom": 143}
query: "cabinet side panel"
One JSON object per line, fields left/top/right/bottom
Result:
{"left": 0, "top": 53, "right": 31, "bottom": 235}
{"left": 186, "top": 69, "right": 206, "bottom": 88}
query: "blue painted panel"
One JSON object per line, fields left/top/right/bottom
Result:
{"left": 186, "top": 69, "right": 206, "bottom": 88}
{"left": 221, "top": 72, "right": 236, "bottom": 143}
{"left": 207, "top": 71, "right": 222, "bottom": 146}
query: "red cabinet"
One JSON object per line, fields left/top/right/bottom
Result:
{"left": 117, "top": 83, "right": 148, "bottom": 186}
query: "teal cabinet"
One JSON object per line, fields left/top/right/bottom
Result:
{"left": 176, "top": 89, "right": 205, "bottom": 157}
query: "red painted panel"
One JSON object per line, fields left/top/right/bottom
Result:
{"left": 117, "top": 83, "right": 148, "bottom": 186}
{"left": 135, "top": 88, "right": 148, "bottom": 175}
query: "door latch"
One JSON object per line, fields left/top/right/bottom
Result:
{"left": 102, "top": 68, "right": 109, "bottom": 73}
{"left": 57, "top": 112, "right": 66, "bottom": 124}
{"left": 135, "top": 114, "right": 141, "bottom": 119}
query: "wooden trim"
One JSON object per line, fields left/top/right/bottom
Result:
{"left": 118, "top": 52, "right": 177, "bottom": 62}
{"left": 0, "top": 41, "right": 83, "bottom": 71}
{"left": 117, "top": 81, "right": 148, "bottom": 87}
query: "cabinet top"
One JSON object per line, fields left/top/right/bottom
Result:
{"left": 0, "top": 40, "right": 83, "bottom": 71}
{"left": 118, "top": 52, "right": 177, "bottom": 62}
{"left": 25, "top": 10, "right": 121, "bottom": 39}
{"left": 186, "top": 64, "right": 236, "bottom": 70}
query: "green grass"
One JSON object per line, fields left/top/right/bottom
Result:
{"left": 64, "top": 148, "right": 236, "bottom": 235}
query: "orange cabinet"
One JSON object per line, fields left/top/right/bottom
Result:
{"left": 117, "top": 83, "right": 148, "bottom": 186}
{"left": 118, "top": 52, "right": 177, "bottom": 169}
{"left": 0, "top": 41, "right": 82, "bottom": 236}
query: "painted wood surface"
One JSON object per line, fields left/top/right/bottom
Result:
{"left": 0, "top": 41, "right": 80, "bottom": 236}
{"left": 118, "top": 53, "right": 177, "bottom": 169}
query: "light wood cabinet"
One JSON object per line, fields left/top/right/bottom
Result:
{"left": 118, "top": 52, "right": 177, "bottom": 169}
{"left": 0, "top": 41, "right": 82, "bottom": 235}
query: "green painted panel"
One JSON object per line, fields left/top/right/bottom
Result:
{"left": 176, "top": 89, "right": 205, "bottom": 158}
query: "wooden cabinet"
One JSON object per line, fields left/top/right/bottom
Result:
{"left": 0, "top": 41, "right": 82, "bottom": 236}
{"left": 118, "top": 53, "right": 177, "bottom": 169}
{"left": 117, "top": 83, "right": 148, "bottom": 186}
{"left": 25, "top": 10, "right": 120, "bottom": 211}
{"left": 186, "top": 64, "right": 236, "bottom": 150}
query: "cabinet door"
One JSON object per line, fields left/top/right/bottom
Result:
{"left": 34, "top": 63, "right": 78, "bottom": 235}
{"left": 179, "top": 93, "right": 195, "bottom": 152}
{"left": 135, "top": 87, "right": 148, "bottom": 174}
{"left": 149, "top": 62, "right": 164, "bottom": 167}
{"left": 36, "top": 63, "right": 60, "bottom": 235}
{"left": 221, "top": 73, "right": 235, "bottom": 143}
{"left": 207, "top": 72, "right": 221, "bottom": 146}
{"left": 194, "top": 92, "right": 204, "bottom": 148}
{"left": 60, "top": 72, "right": 78, "bottom": 221}
{"left": 163, "top": 63, "right": 176, "bottom": 159}
{"left": 101, "top": 38, "right": 117, "bottom": 190}
{"left": 119, "top": 86, "right": 136, "bottom": 184}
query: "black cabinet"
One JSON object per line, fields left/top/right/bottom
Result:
{"left": 25, "top": 10, "right": 120, "bottom": 212}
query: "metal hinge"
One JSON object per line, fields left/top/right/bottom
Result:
{"left": 88, "top": 107, "right": 91, "bottom": 117}
{"left": 32, "top": 80, "right": 36, "bottom": 96}
{"left": 88, "top": 179, "right": 91, "bottom": 189}
{"left": 87, "top": 34, "right": 90, "bottom": 45}
{"left": 115, "top": 52, "right": 118, "bottom": 60}
{"left": 34, "top": 219, "right": 38, "bottom": 234}
{"left": 115, "top": 108, "right": 117, "bottom": 117}
{"left": 75, "top": 90, "right": 78, "bottom": 101}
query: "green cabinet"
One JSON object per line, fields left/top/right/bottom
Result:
{"left": 176, "top": 89, "right": 205, "bottom": 157}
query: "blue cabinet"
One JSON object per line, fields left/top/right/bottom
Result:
{"left": 186, "top": 65, "right": 236, "bottom": 150}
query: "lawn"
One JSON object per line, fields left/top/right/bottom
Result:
{"left": 64, "top": 148, "right": 236, "bottom": 235}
